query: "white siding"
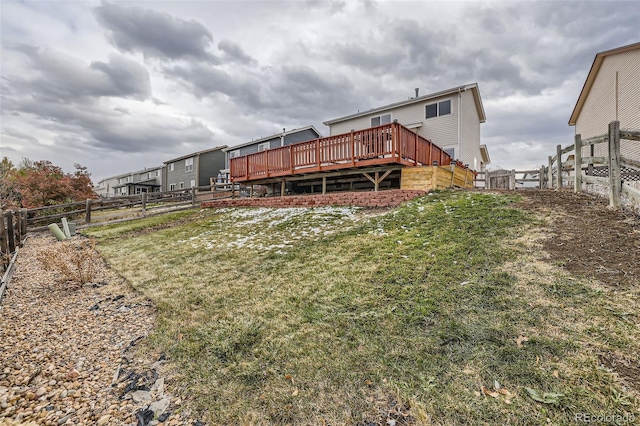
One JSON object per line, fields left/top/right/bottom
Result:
{"left": 329, "top": 95, "right": 459, "bottom": 147}
{"left": 576, "top": 49, "right": 640, "bottom": 161}
{"left": 459, "top": 90, "right": 482, "bottom": 168}
{"left": 328, "top": 92, "right": 483, "bottom": 169}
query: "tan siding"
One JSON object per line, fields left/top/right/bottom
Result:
{"left": 577, "top": 49, "right": 640, "bottom": 161}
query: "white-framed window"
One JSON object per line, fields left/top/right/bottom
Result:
{"left": 185, "top": 157, "right": 194, "bottom": 172}
{"left": 444, "top": 147, "right": 455, "bottom": 159}
{"left": 228, "top": 150, "right": 240, "bottom": 159}
{"left": 120, "top": 187, "right": 127, "bottom": 195}
{"left": 156, "top": 170, "right": 160, "bottom": 177}
{"left": 426, "top": 99, "right": 452, "bottom": 119}
{"left": 118, "top": 178, "right": 123, "bottom": 184}
{"left": 169, "top": 183, "right": 176, "bottom": 191}
{"left": 179, "top": 182, "right": 184, "bottom": 189}
{"left": 190, "top": 179, "right": 196, "bottom": 188}
{"left": 169, "top": 163, "right": 174, "bottom": 171}
{"left": 371, "top": 113, "right": 391, "bottom": 127}
{"left": 147, "top": 172, "right": 151, "bottom": 179}
{"left": 257, "top": 142, "right": 270, "bottom": 152}
{"left": 125, "top": 176, "right": 130, "bottom": 183}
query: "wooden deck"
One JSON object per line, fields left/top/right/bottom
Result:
{"left": 229, "top": 122, "right": 454, "bottom": 183}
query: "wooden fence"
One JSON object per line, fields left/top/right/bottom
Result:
{"left": 475, "top": 121, "right": 640, "bottom": 210}
{"left": 545, "top": 121, "right": 640, "bottom": 209}
{"left": 0, "top": 209, "right": 28, "bottom": 300}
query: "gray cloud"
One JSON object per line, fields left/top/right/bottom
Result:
{"left": 94, "top": 1, "right": 218, "bottom": 62}
{"left": 2, "top": 127, "right": 41, "bottom": 145}
{"left": 218, "top": 39, "right": 257, "bottom": 65}
{"left": 6, "top": 45, "right": 151, "bottom": 101}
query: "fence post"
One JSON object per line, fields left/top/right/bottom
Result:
{"left": 0, "top": 210, "right": 7, "bottom": 265}
{"left": 547, "top": 156, "right": 553, "bottom": 189}
{"left": 6, "top": 211, "right": 15, "bottom": 254}
{"left": 556, "top": 145, "right": 562, "bottom": 189}
{"left": 141, "top": 192, "right": 147, "bottom": 217}
{"left": 85, "top": 199, "right": 92, "bottom": 224}
{"left": 608, "top": 121, "right": 621, "bottom": 209}
{"left": 539, "top": 166, "right": 545, "bottom": 189}
{"left": 574, "top": 134, "right": 582, "bottom": 193}
{"left": 191, "top": 187, "right": 196, "bottom": 206}
{"left": 18, "top": 209, "right": 27, "bottom": 247}
{"left": 509, "top": 169, "right": 516, "bottom": 190}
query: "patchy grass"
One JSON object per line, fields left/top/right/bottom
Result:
{"left": 85, "top": 192, "right": 639, "bottom": 425}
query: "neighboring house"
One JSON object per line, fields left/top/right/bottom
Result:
{"left": 95, "top": 166, "right": 163, "bottom": 197}
{"left": 111, "top": 166, "right": 164, "bottom": 196}
{"left": 163, "top": 146, "right": 227, "bottom": 191}
{"left": 569, "top": 42, "right": 640, "bottom": 161}
{"left": 323, "top": 83, "right": 490, "bottom": 171}
{"left": 220, "top": 126, "right": 322, "bottom": 178}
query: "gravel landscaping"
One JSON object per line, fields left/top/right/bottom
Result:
{"left": 0, "top": 233, "right": 199, "bottom": 426}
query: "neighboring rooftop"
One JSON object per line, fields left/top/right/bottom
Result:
{"left": 164, "top": 145, "right": 228, "bottom": 164}
{"left": 222, "top": 126, "right": 322, "bottom": 152}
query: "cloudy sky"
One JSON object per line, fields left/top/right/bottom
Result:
{"left": 1, "top": 0, "right": 638, "bottom": 181}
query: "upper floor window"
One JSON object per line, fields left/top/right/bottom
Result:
{"left": 169, "top": 163, "right": 174, "bottom": 171}
{"left": 257, "top": 142, "right": 270, "bottom": 152}
{"left": 371, "top": 114, "right": 391, "bottom": 127}
{"left": 444, "top": 147, "right": 455, "bottom": 159}
{"left": 185, "top": 157, "right": 194, "bottom": 172}
{"left": 228, "top": 150, "right": 240, "bottom": 159}
{"left": 426, "top": 99, "right": 452, "bottom": 119}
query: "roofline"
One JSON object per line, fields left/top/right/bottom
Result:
{"left": 96, "top": 165, "right": 164, "bottom": 182}
{"left": 164, "top": 145, "right": 228, "bottom": 164}
{"left": 480, "top": 144, "right": 491, "bottom": 164}
{"left": 569, "top": 42, "right": 640, "bottom": 126}
{"left": 222, "top": 126, "right": 323, "bottom": 152}
{"left": 323, "top": 83, "right": 486, "bottom": 126}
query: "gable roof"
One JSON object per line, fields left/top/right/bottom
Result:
{"left": 222, "top": 126, "right": 322, "bottom": 152}
{"left": 569, "top": 42, "right": 640, "bottom": 126}
{"left": 164, "top": 145, "right": 228, "bottom": 164}
{"left": 323, "top": 83, "right": 486, "bottom": 126}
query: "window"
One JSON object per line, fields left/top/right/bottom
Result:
{"left": 126, "top": 176, "right": 130, "bottom": 183}
{"left": 257, "top": 142, "right": 270, "bottom": 152}
{"left": 185, "top": 157, "right": 194, "bottom": 172}
{"left": 190, "top": 179, "right": 196, "bottom": 188}
{"left": 371, "top": 113, "right": 391, "bottom": 127}
{"left": 118, "top": 178, "right": 123, "bottom": 184}
{"left": 179, "top": 182, "right": 184, "bottom": 189}
{"left": 147, "top": 172, "right": 151, "bottom": 179}
{"left": 169, "top": 183, "right": 176, "bottom": 191}
{"left": 426, "top": 99, "right": 452, "bottom": 119}
{"left": 228, "top": 150, "right": 240, "bottom": 159}
{"left": 156, "top": 170, "right": 160, "bottom": 177}
{"left": 169, "top": 163, "right": 174, "bottom": 171}
{"left": 444, "top": 147, "right": 455, "bottom": 159}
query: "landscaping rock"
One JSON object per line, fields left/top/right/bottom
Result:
{"left": 0, "top": 233, "right": 197, "bottom": 425}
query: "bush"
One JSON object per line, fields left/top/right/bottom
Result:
{"left": 37, "top": 238, "right": 101, "bottom": 287}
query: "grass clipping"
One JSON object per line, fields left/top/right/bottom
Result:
{"left": 37, "top": 238, "right": 100, "bottom": 287}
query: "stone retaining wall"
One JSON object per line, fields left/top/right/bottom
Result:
{"left": 201, "top": 189, "right": 427, "bottom": 209}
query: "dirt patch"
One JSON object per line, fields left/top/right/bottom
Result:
{"left": 599, "top": 353, "right": 640, "bottom": 394}
{"left": 515, "top": 189, "right": 640, "bottom": 288}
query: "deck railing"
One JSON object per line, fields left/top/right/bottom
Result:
{"left": 230, "top": 122, "right": 453, "bottom": 182}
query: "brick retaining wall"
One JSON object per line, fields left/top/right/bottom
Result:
{"left": 201, "top": 189, "right": 427, "bottom": 209}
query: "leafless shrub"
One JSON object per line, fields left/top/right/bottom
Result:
{"left": 37, "top": 238, "right": 101, "bottom": 288}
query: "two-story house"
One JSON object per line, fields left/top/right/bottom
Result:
{"left": 220, "top": 126, "right": 322, "bottom": 179}
{"left": 110, "top": 165, "right": 164, "bottom": 196}
{"left": 569, "top": 42, "right": 640, "bottom": 162}
{"left": 323, "top": 83, "right": 490, "bottom": 172}
{"left": 95, "top": 166, "right": 163, "bottom": 197}
{"left": 163, "top": 146, "right": 227, "bottom": 191}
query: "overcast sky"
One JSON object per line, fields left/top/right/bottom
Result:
{"left": 1, "top": 0, "right": 638, "bottom": 181}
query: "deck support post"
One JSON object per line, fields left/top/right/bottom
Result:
{"left": 322, "top": 177, "right": 327, "bottom": 195}
{"left": 574, "top": 134, "right": 582, "bottom": 193}
{"left": 281, "top": 180, "right": 286, "bottom": 197}
{"left": 363, "top": 170, "right": 393, "bottom": 192}
{"left": 250, "top": 185, "right": 254, "bottom": 198}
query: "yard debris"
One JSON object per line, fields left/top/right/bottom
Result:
{"left": 515, "top": 334, "right": 529, "bottom": 347}
{"left": 524, "top": 387, "right": 564, "bottom": 404}
{"left": 481, "top": 385, "right": 515, "bottom": 404}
